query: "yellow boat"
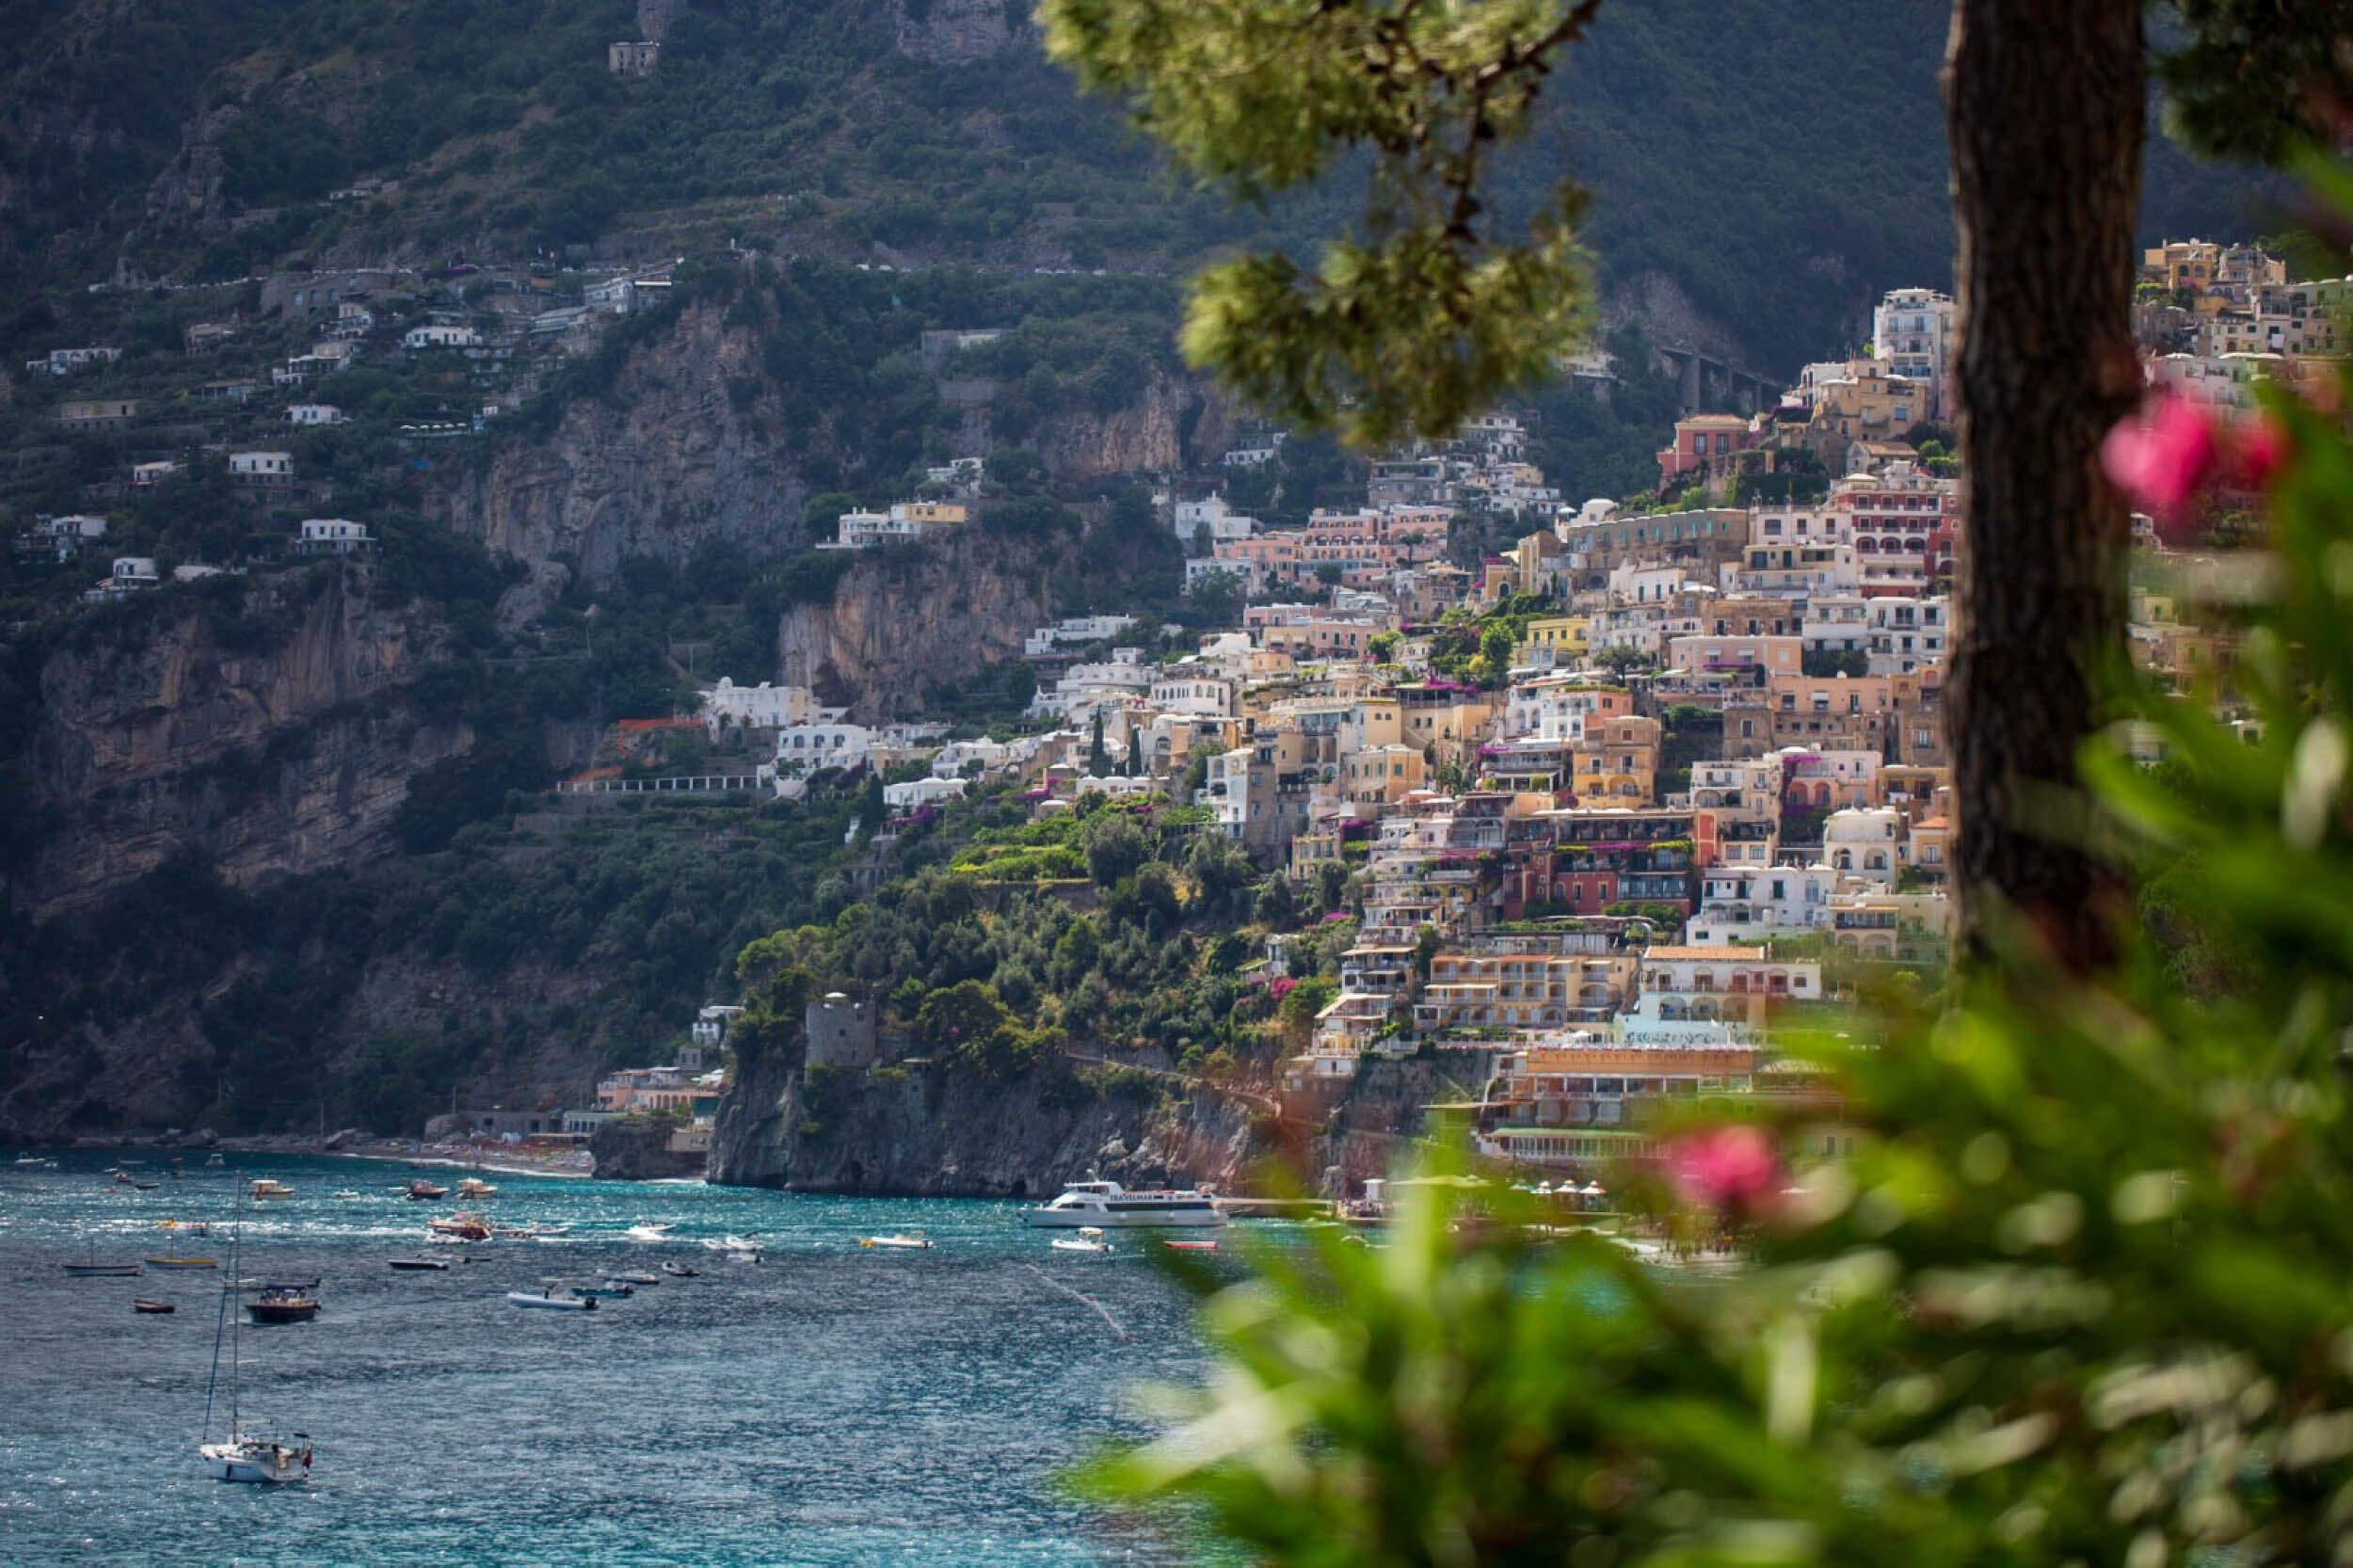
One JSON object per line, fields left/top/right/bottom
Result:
{"left": 144, "top": 1256, "right": 219, "bottom": 1270}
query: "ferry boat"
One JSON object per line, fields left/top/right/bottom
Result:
{"left": 1021, "top": 1180, "right": 1225, "bottom": 1229}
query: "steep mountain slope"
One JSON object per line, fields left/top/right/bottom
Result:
{"left": 0, "top": 0, "right": 2266, "bottom": 376}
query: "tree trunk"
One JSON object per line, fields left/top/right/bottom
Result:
{"left": 1943, "top": 0, "right": 2144, "bottom": 972}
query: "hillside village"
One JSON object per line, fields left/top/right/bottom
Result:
{"left": 527, "top": 242, "right": 2292, "bottom": 1181}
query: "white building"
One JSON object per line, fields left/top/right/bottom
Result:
{"left": 287, "top": 403, "right": 346, "bottom": 426}
{"left": 292, "top": 518, "right": 374, "bottom": 554}
{"left": 20, "top": 514, "right": 107, "bottom": 560}
{"left": 1147, "top": 671, "right": 1235, "bottom": 717}
{"left": 1023, "top": 616, "right": 1137, "bottom": 657}
{"left": 84, "top": 556, "right": 160, "bottom": 600}
{"left": 775, "top": 723, "right": 877, "bottom": 773}
{"left": 24, "top": 345, "right": 120, "bottom": 376}
{"left": 1685, "top": 864, "right": 1838, "bottom": 946}
{"left": 1873, "top": 287, "right": 1957, "bottom": 418}
{"left": 691, "top": 1005, "right": 744, "bottom": 1052}
{"left": 1823, "top": 807, "right": 1908, "bottom": 888}
{"left": 131, "top": 460, "right": 182, "bottom": 488}
{"left": 1173, "top": 493, "right": 1258, "bottom": 543}
{"left": 1865, "top": 596, "right": 1949, "bottom": 675}
{"left": 884, "top": 776, "right": 968, "bottom": 810}
{"left": 229, "top": 451, "right": 295, "bottom": 486}
{"left": 827, "top": 502, "right": 967, "bottom": 551}
{"left": 405, "top": 324, "right": 481, "bottom": 350}
{"left": 701, "top": 679, "right": 813, "bottom": 732}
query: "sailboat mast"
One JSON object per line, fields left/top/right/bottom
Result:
{"left": 201, "top": 1181, "right": 239, "bottom": 1443}
{"left": 227, "top": 1184, "right": 242, "bottom": 1434}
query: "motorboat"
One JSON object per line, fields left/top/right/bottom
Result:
{"left": 1163, "top": 1239, "right": 1221, "bottom": 1253}
{"left": 859, "top": 1234, "right": 934, "bottom": 1251}
{"left": 1049, "top": 1227, "right": 1112, "bottom": 1255}
{"left": 577, "top": 1281, "right": 633, "bottom": 1299}
{"left": 132, "top": 1179, "right": 161, "bottom": 1191}
{"left": 330, "top": 1190, "right": 361, "bottom": 1200}
{"left": 387, "top": 1256, "right": 451, "bottom": 1272}
{"left": 14, "top": 1153, "right": 55, "bottom": 1166}
{"left": 426, "top": 1211, "right": 491, "bottom": 1240}
{"left": 200, "top": 1189, "right": 314, "bottom": 1483}
{"left": 1021, "top": 1179, "right": 1225, "bottom": 1229}
{"left": 405, "top": 1179, "right": 448, "bottom": 1201}
{"left": 204, "top": 1152, "right": 225, "bottom": 1166}
{"left": 659, "top": 1261, "right": 699, "bottom": 1278}
{"left": 246, "top": 1286, "right": 320, "bottom": 1324}
{"left": 158, "top": 1220, "right": 211, "bottom": 1236}
{"left": 144, "top": 1256, "right": 219, "bottom": 1271}
{"left": 625, "top": 1222, "right": 676, "bottom": 1242}
{"left": 605, "top": 1271, "right": 660, "bottom": 1287}
{"left": 248, "top": 1179, "right": 294, "bottom": 1201}
{"left": 133, "top": 1299, "right": 176, "bottom": 1314}
{"left": 456, "top": 1177, "right": 499, "bottom": 1199}
{"left": 702, "top": 1234, "right": 761, "bottom": 1254}
{"left": 507, "top": 1285, "right": 598, "bottom": 1311}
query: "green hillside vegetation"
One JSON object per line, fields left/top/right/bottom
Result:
{"left": 731, "top": 789, "right": 1360, "bottom": 1084}
{"left": 0, "top": 0, "right": 2265, "bottom": 376}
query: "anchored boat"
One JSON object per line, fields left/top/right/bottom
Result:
{"left": 199, "top": 1190, "right": 314, "bottom": 1483}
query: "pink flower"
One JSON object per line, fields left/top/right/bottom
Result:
{"left": 2229, "top": 412, "right": 2291, "bottom": 491}
{"left": 1667, "top": 1125, "right": 1780, "bottom": 1210}
{"left": 2102, "top": 393, "right": 2220, "bottom": 517}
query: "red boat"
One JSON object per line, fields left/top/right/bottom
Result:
{"left": 1163, "top": 1240, "right": 1220, "bottom": 1253}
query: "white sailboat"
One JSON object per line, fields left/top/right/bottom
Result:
{"left": 199, "top": 1188, "right": 312, "bottom": 1484}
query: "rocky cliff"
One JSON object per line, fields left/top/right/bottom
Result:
{"left": 436, "top": 299, "right": 811, "bottom": 621}
{"left": 20, "top": 568, "right": 466, "bottom": 920}
{"left": 708, "top": 1049, "right": 1260, "bottom": 1197}
{"left": 776, "top": 528, "right": 1053, "bottom": 720}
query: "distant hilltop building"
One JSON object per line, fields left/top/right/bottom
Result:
{"left": 609, "top": 40, "right": 660, "bottom": 76}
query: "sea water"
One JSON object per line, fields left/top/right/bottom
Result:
{"left": 0, "top": 1153, "right": 1211, "bottom": 1565}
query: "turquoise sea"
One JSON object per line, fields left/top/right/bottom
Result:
{"left": 0, "top": 1152, "right": 1210, "bottom": 1566}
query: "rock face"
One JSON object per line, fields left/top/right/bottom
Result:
{"left": 775, "top": 528, "right": 1052, "bottom": 721}
{"left": 590, "top": 1117, "right": 706, "bottom": 1180}
{"left": 21, "top": 568, "right": 465, "bottom": 920}
{"left": 1030, "top": 371, "right": 1202, "bottom": 482}
{"left": 435, "top": 299, "right": 811, "bottom": 618}
{"left": 708, "top": 1051, "right": 1259, "bottom": 1197}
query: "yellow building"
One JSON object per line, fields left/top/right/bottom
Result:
{"left": 1516, "top": 615, "right": 1593, "bottom": 667}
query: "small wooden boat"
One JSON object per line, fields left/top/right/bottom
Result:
{"left": 63, "top": 1261, "right": 141, "bottom": 1277}
{"left": 405, "top": 1179, "right": 448, "bottom": 1201}
{"left": 507, "top": 1285, "right": 597, "bottom": 1311}
{"left": 132, "top": 1179, "right": 161, "bottom": 1191}
{"left": 144, "top": 1256, "right": 219, "bottom": 1271}
{"left": 133, "top": 1299, "right": 176, "bottom": 1314}
{"left": 387, "top": 1256, "right": 452, "bottom": 1271}
{"left": 1049, "top": 1227, "right": 1112, "bottom": 1255}
{"left": 659, "top": 1261, "right": 699, "bottom": 1278}
{"left": 1162, "top": 1239, "right": 1220, "bottom": 1253}
{"left": 246, "top": 1286, "right": 320, "bottom": 1324}
{"left": 859, "top": 1234, "right": 935, "bottom": 1251}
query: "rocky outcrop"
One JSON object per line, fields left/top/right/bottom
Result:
{"left": 1030, "top": 371, "right": 1203, "bottom": 483}
{"left": 708, "top": 1054, "right": 1260, "bottom": 1197}
{"left": 21, "top": 568, "right": 466, "bottom": 920}
{"left": 775, "top": 527, "right": 1052, "bottom": 720}
{"left": 591, "top": 1117, "right": 706, "bottom": 1180}
{"left": 435, "top": 299, "right": 810, "bottom": 621}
